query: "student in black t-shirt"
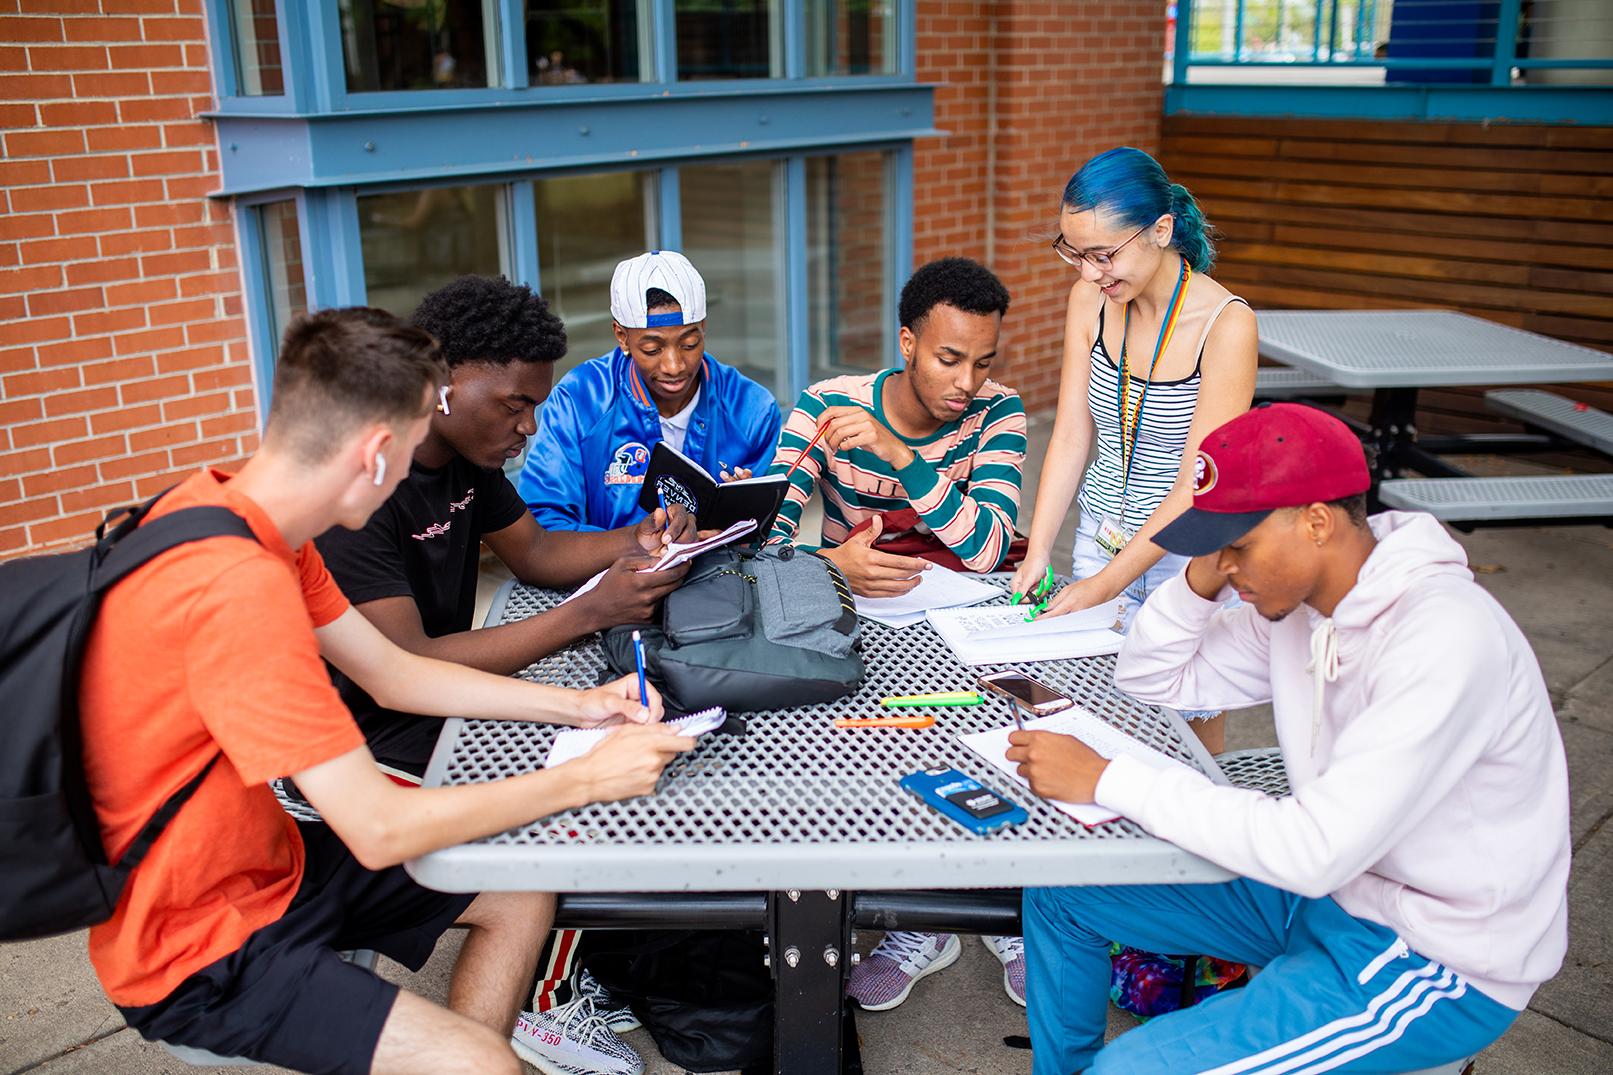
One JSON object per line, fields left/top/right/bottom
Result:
{"left": 316, "top": 276, "right": 695, "bottom": 777}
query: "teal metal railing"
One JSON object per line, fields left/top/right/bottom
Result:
{"left": 1169, "top": 0, "right": 1613, "bottom": 85}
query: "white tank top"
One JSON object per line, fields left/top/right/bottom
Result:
{"left": 1077, "top": 296, "right": 1247, "bottom": 530}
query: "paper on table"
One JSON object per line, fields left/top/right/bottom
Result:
{"left": 957, "top": 708, "right": 1198, "bottom": 826}
{"left": 544, "top": 707, "right": 727, "bottom": 768}
{"left": 853, "top": 564, "right": 1002, "bottom": 627}
{"left": 642, "top": 518, "right": 757, "bottom": 572}
{"left": 558, "top": 569, "right": 606, "bottom": 607}
{"left": 927, "top": 603, "right": 1125, "bottom": 665}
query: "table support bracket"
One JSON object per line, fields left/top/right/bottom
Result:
{"left": 768, "top": 889, "right": 859, "bottom": 1074}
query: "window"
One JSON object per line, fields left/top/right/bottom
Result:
{"left": 358, "top": 184, "right": 505, "bottom": 317}
{"left": 807, "top": 151, "right": 889, "bottom": 382}
{"left": 213, "top": 3, "right": 923, "bottom": 407}
{"left": 340, "top": 0, "right": 496, "bottom": 92}
{"left": 526, "top": 0, "right": 644, "bottom": 84}
{"left": 680, "top": 159, "right": 783, "bottom": 397}
{"left": 805, "top": 0, "right": 896, "bottom": 77}
{"left": 677, "top": 0, "right": 780, "bottom": 80}
{"left": 228, "top": 0, "right": 286, "bottom": 95}
{"left": 260, "top": 201, "right": 306, "bottom": 347}
{"left": 535, "top": 171, "right": 658, "bottom": 376}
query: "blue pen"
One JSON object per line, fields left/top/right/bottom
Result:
{"left": 632, "top": 629, "right": 649, "bottom": 708}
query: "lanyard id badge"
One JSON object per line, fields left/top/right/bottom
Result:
{"left": 1094, "top": 511, "right": 1132, "bottom": 559}
{"left": 1101, "top": 259, "right": 1192, "bottom": 559}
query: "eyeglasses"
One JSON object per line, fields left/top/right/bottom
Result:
{"left": 1050, "top": 225, "right": 1148, "bottom": 271}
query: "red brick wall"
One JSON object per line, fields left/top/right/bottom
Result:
{"left": 913, "top": 1, "right": 1165, "bottom": 414}
{"left": 0, "top": 1, "right": 255, "bottom": 559}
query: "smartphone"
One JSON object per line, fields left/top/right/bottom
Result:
{"left": 977, "top": 670, "right": 1073, "bottom": 716}
{"left": 900, "top": 767, "right": 1028, "bottom": 834}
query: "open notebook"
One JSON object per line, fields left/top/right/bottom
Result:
{"left": 957, "top": 707, "right": 1199, "bottom": 826}
{"left": 544, "top": 707, "right": 728, "bottom": 768}
{"left": 927, "top": 602, "right": 1126, "bottom": 665}
{"left": 637, "top": 441, "right": 788, "bottom": 534}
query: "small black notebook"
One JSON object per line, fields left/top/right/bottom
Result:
{"left": 636, "top": 442, "right": 789, "bottom": 536}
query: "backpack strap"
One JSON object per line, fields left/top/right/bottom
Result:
{"left": 86, "top": 506, "right": 256, "bottom": 876}
{"left": 110, "top": 754, "right": 220, "bottom": 875}
{"left": 92, "top": 507, "right": 257, "bottom": 593}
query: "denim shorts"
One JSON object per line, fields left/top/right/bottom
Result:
{"left": 1071, "top": 511, "right": 1218, "bottom": 722}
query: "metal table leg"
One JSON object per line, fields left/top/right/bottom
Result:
{"left": 1367, "top": 387, "right": 1421, "bottom": 490}
{"left": 769, "top": 888, "right": 859, "bottom": 1074}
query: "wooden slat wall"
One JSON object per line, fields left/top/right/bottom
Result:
{"left": 1161, "top": 115, "right": 1613, "bottom": 428}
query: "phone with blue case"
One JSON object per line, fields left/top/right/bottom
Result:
{"left": 900, "top": 767, "right": 1028, "bottom": 834}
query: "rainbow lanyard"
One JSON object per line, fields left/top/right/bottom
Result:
{"left": 1115, "top": 259, "right": 1191, "bottom": 520}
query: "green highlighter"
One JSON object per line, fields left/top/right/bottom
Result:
{"left": 880, "top": 691, "right": 986, "bottom": 708}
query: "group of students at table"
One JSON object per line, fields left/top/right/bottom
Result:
{"left": 76, "top": 147, "right": 1568, "bottom": 1075}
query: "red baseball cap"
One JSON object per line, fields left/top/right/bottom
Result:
{"left": 1155, "top": 403, "right": 1370, "bottom": 556}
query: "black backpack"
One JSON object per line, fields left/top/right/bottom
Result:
{"left": 0, "top": 496, "right": 255, "bottom": 940}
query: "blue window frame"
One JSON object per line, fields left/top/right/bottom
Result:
{"left": 210, "top": 0, "right": 931, "bottom": 415}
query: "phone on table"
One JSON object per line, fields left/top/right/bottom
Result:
{"left": 900, "top": 767, "right": 1028, "bottom": 834}
{"left": 977, "top": 670, "right": 1073, "bottom": 717}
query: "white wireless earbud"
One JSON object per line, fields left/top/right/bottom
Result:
{"left": 437, "top": 384, "right": 452, "bottom": 416}
{"left": 372, "top": 454, "right": 387, "bottom": 487}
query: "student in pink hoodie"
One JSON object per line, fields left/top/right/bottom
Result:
{"left": 1011, "top": 404, "right": 1569, "bottom": 1074}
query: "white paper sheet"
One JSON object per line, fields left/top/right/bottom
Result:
{"left": 957, "top": 708, "right": 1197, "bottom": 826}
{"left": 544, "top": 707, "right": 727, "bottom": 768}
{"left": 853, "top": 564, "right": 1002, "bottom": 627}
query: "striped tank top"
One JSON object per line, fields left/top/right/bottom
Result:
{"left": 1077, "top": 296, "right": 1247, "bottom": 531}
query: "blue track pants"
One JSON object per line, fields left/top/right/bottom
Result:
{"left": 1023, "top": 878, "right": 1518, "bottom": 1074}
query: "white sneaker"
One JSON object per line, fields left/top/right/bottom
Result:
{"left": 981, "top": 934, "right": 1027, "bottom": 1007}
{"left": 845, "top": 931, "right": 962, "bottom": 1011}
{"left": 576, "top": 968, "right": 640, "bottom": 1033}
{"left": 510, "top": 994, "right": 643, "bottom": 1075}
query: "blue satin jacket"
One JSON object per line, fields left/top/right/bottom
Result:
{"left": 517, "top": 348, "right": 783, "bottom": 532}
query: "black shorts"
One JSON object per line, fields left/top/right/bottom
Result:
{"left": 118, "top": 821, "right": 476, "bottom": 1075}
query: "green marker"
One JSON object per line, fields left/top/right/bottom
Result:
{"left": 880, "top": 691, "right": 986, "bottom": 708}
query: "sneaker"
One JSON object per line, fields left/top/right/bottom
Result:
{"left": 576, "top": 968, "right": 640, "bottom": 1033}
{"left": 845, "top": 931, "right": 962, "bottom": 1011}
{"left": 981, "top": 934, "right": 1027, "bottom": 1007}
{"left": 510, "top": 995, "right": 643, "bottom": 1075}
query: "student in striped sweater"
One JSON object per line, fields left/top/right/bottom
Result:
{"left": 768, "top": 258, "right": 1030, "bottom": 1013}
{"left": 767, "top": 257, "right": 1027, "bottom": 597}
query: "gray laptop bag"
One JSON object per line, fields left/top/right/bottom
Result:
{"left": 603, "top": 545, "right": 865, "bottom": 712}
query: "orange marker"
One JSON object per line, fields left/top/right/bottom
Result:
{"left": 833, "top": 714, "right": 935, "bottom": 729}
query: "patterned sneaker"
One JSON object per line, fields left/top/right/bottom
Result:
{"left": 845, "top": 931, "right": 962, "bottom": 1011}
{"left": 576, "top": 968, "right": 641, "bottom": 1033}
{"left": 982, "top": 934, "right": 1027, "bottom": 1007}
{"left": 510, "top": 995, "right": 643, "bottom": 1075}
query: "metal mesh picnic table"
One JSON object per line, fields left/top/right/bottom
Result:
{"left": 405, "top": 573, "right": 1275, "bottom": 1074}
{"left": 408, "top": 575, "right": 1233, "bottom": 895}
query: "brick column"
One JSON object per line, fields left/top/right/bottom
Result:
{"left": 913, "top": 1, "right": 1165, "bottom": 415}
{"left": 0, "top": 2, "right": 256, "bottom": 558}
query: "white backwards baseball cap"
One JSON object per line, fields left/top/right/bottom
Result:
{"left": 609, "top": 250, "right": 708, "bottom": 329}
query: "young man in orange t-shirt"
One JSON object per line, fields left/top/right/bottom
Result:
{"left": 78, "top": 308, "right": 693, "bottom": 1075}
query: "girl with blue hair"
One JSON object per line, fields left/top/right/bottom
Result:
{"left": 1012, "top": 146, "right": 1257, "bottom": 754}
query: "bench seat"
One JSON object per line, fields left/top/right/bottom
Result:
{"left": 1485, "top": 389, "right": 1613, "bottom": 457}
{"left": 1378, "top": 474, "right": 1613, "bottom": 522}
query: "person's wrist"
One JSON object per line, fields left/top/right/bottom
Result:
{"left": 891, "top": 442, "right": 916, "bottom": 469}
